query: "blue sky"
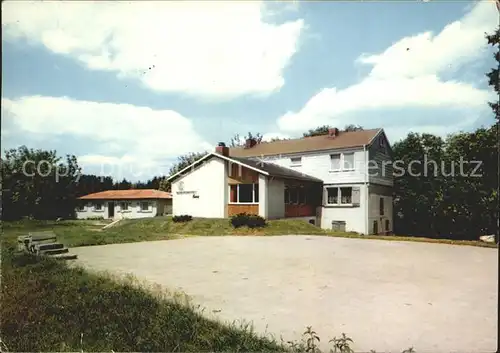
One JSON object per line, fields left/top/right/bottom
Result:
{"left": 2, "top": 0, "right": 498, "bottom": 181}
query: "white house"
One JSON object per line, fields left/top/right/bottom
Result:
{"left": 167, "top": 128, "right": 393, "bottom": 235}
{"left": 76, "top": 189, "right": 172, "bottom": 220}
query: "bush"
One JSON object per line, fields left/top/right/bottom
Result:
{"left": 231, "top": 213, "right": 266, "bottom": 229}
{"left": 172, "top": 215, "right": 193, "bottom": 223}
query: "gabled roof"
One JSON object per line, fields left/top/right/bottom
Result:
{"left": 167, "top": 152, "right": 322, "bottom": 183}
{"left": 78, "top": 189, "right": 172, "bottom": 200}
{"left": 229, "top": 128, "right": 382, "bottom": 157}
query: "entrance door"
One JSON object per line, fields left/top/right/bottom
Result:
{"left": 108, "top": 202, "right": 115, "bottom": 219}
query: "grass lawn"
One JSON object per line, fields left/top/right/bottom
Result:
{"left": 2, "top": 217, "right": 496, "bottom": 248}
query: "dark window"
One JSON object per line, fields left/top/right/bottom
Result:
{"left": 327, "top": 188, "right": 338, "bottom": 204}
{"left": 94, "top": 203, "right": 103, "bottom": 211}
{"left": 385, "top": 219, "right": 390, "bottom": 233}
{"left": 340, "top": 187, "right": 352, "bottom": 204}
{"left": 289, "top": 188, "right": 298, "bottom": 204}
{"left": 254, "top": 183, "right": 259, "bottom": 203}
{"left": 298, "top": 187, "right": 306, "bottom": 204}
{"left": 140, "top": 202, "right": 150, "bottom": 211}
{"left": 379, "top": 197, "right": 384, "bottom": 215}
{"left": 284, "top": 188, "right": 290, "bottom": 204}
{"left": 373, "top": 220, "right": 378, "bottom": 234}
{"left": 238, "top": 184, "right": 253, "bottom": 203}
{"left": 76, "top": 203, "right": 86, "bottom": 211}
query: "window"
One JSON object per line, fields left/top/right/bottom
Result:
{"left": 290, "top": 157, "right": 302, "bottom": 167}
{"left": 340, "top": 187, "right": 352, "bottom": 204}
{"left": 120, "top": 202, "right": 130, "bottom": 211}
{"left": 330, "top": 154, "right": 341, "bottom": 171}
{"left": 373, "top": 220, "right": 378, "bottom": 234}
{"left": 331, "top": 153, "right": 356, "bottom": 171}
{"left": 93, "top": 203, "right": 103, "bottom": 211}
{"left": 229, "top": 184, "right": 259, "bottom": 203}
{"left": 326, "top": 187, "right": 356, "bottom": 205}
{"left": 327, "top": 188, "right": 338, "bottom": 204}
{"left": 289, "top": 187, "right": 298, "bottom": 204}
{"left": 284, "top": 188, "right": 290, "bottom": 204}
{"left": 385, "top": 219, "right": 390, "bottom": 233}
{"left": 343, "top": 153, "right": 355, "bottom": 170}
{"left": 76, "top": 203, "right": 86, "bottom": 211}
{"left": 298, "top": 187, "right": 306, "bottom": 204}
{"left": 140, "top": 202, "right": 150, "bottom": 211}
{"left": 379, "top": 197, "right": 384, "bottom": 216}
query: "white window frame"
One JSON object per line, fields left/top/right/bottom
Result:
{"left": 93, "top": 202, "right": 103, "bottom": 211}
{"left": 330, "top": 152, "right": 355, "bottom": 172}
{"left": 290, "top": 156, "right": 302, "bottom": 167}
{"left": 326, "top": 187, "right": 353, "bottom": 206}
{"left": 229, "top": 183, "right": 259, "bottom": 204}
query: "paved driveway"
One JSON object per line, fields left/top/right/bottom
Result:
{"left": 71, "top": 236, "right": 497, "bottom": 352}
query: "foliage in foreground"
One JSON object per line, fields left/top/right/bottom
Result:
{"left": 172, "top": 214, "right": 194, "bottom": 223}
{"left": 1, "top": 247, "right": 417, "bottom": 353}
{"left": 230, "top": 213, "right": 267, "bottom": 229}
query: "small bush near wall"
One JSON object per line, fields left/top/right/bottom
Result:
{"left": 85, "top": 216, "right": 104, "bottom": 220}
{"left": 172, "top": 215, "right": 193, "bottom": 223}
{"left": 231, "top": 213, "right": 266, "bottom": 229}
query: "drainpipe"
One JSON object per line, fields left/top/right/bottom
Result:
{"left": 364, "top": 144, "right": 369, "bottom": 235}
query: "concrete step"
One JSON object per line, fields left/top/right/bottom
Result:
{"left": 40, "top": 247, "right": 69, "bottom": 256}
{"left": 35, "top": 242, "right": 64, "bottom": 251}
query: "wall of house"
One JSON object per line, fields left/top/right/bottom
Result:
{"left": 267, "top": 178, "right": 285, "bottom": 219}
{"left": 368, "top": 132, "right": 393, "bottom": 187}
{"left": 320, "top": 184, "right": 368, "bottom": 234}
{"left": 368, "top": 184, "right": 393, "bottom": 234}
{"left": 254, "top": 147, "right": 367, "bottom": 184}
{"left": 171, "top": 158, "right": 227, "bottom": 218}
{"left": 155, "top": 199, "right": 172, "bottom": 216}
{"left": 76, "top": 201, "right": 109, "bottom": 219}
{"left": 76, "top": 200, "right": 161, "bottom": 219}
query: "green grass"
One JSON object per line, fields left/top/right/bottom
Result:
{"left": 1, "top": 217, "right": 496, "bottom": 249}
{"left": 1, "top": 245, "right": 418, "bottom": 353}
{"left": 1, "top": 245, "right": 284, "bottom": 352}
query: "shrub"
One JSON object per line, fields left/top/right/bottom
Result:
{"left": 231, "top": 213, "right": 266, "bottom": 229}
{"left": 172, "top": 215, "right": 193, "bottom": 223}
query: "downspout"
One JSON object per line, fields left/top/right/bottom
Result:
{"left": 364, "top": 144, "right": 369, "bottom": 235}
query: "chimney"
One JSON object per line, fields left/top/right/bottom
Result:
{"left": 215, "top": 142, "right": 229, "bottom": 156}
{"left": 328, "top": 127, "right": 339, "bottom": 138}
{"left": 245, "top": 138, "right": 257, "bottom": 149}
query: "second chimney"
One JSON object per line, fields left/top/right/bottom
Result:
{"left": 245, "top": 138, "right": 257, "bottom": 149}
{"left": 215, "top": 142, "right": 229, "bottom": 156}
{"left": 328, "top": 128, "right": 339, "bottom": 138}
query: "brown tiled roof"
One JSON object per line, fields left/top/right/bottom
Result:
{"left": 231, "top": 157, "right": 323, "bottom": 183}
{"left": 229, "top": 128, "right": 381, "bottom": 157}
{"left": 78, "top": 189, "right": 172, "bottom": 200}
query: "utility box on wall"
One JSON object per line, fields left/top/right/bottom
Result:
{"left": 332, "top": 220, "right": 346, "bottom": 232}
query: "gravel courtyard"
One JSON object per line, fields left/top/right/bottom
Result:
{"left": 71, "top": 236, "right": 497, "bottom": 352}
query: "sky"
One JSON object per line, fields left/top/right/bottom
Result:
{"left": 1, "top": 0, "right": 499, "bottom": 181}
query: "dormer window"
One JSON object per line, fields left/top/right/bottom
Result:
{"left": 290, "top": 157, "right": 302, "bottom": 167}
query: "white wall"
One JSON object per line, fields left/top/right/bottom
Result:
{"left": 171, "top": 158, "right": 227, "bottom": 218}
{"left": 258, "top": 174, "right": 268, "bottom": 218}
{"left": 76, "top": 200, "right": 161, "bottom": 219}
{"left": 267, "top": 178, "right": 285, "bottom": 219}
{"left": 320, "top": 184, "right": 368, "bottom": 234}
{"left": 254, "top": 148, "right": 367, "bottom": 184}
{"left": 76, "top": 201, "right": 108, "bottom": 219}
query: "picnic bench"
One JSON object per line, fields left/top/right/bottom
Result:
{"left": 17, "top": 231, "right": 77, "bottom": 260}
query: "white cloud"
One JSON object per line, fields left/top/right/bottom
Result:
{"left": 2, "top": 1, "right": 304, "bottom": 100}
{"left": 277, "top": 1, "right": 498, "bottom": 134}
{"left": 1, "top": 96, "right": 212, "bottom": 178}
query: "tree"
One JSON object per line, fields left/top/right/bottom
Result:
{"left": 486, "top": 26, "right": 499, "bottom": 122}
{"left": 1, "top": 146, "right": 81, "bottom": 220}
{"left": 303, "top": 125, "right": 364, "bottom": 137}
{"left": 229, "top": 132, "right": 263, "bottom": 147}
